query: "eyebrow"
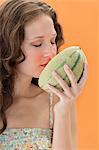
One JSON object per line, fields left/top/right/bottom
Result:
{"left": 31, "top": 33, "right": 57, "bottom": 40}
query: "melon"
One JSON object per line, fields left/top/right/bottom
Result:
{"left": 38, "top": 46, "right": 87, "bottom": 93}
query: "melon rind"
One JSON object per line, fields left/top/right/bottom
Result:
{"left": 38, "top": 46, "right": 87, "bottom": 92}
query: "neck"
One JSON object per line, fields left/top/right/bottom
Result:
{"left": 13, "top": 72, "right": 43, "bottom": 99}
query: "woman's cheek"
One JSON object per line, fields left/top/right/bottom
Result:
{"left": 34, "top": 53, "right": 43, "bottom": 65}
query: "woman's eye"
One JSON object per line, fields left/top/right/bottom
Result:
{"left": 32, "top": 40, "right": 56, "bottom": 47}
{"left": 51, "top": 38, "right": 56, "bottom": 45}
{"left": 51, "top": 41, "right": 56, "bottom": 45}
{"left": 33, "top": 44, "right": 42, "bottom": 47}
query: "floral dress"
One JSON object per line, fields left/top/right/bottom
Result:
{"left": 0, "top": 93, "right": 54, "bottom": 150}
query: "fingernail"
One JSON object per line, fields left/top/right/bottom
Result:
{"left": 64, "top": 64, "right": 67, "bottom": 67}
{"left": 64, "top": 64, "right": 68, "bottom": 69}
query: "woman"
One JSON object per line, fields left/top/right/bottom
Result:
{"left": 0, "top": 0, "right": 88, "bottom": 149}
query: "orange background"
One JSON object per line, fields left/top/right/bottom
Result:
{"left": 44, "top": 1, "right": 98, "bottom": 150}
{"left": 0, "top": 0, "right": 98, "bottom": 150}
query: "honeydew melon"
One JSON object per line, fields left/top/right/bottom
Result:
{"left": 38, "top": 46, "right": 87, "bottom": 93}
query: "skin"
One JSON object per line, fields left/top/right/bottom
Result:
{"left": 14, "top": 14, "right": 57, "bottom": 99}
{"left": 48, "top": 63, "right": 88, "bottom": 150}
{"left": 5, "top": 14, "right": 58, "bottom": 129}
{"left": 3, "top": 13, "right": 88, "bottom": 149}
{"left": 48, "top": 63, "right": 88, "bottom": 116}
{"left": 11, "top": 13, "right": 88, "bottom": 123}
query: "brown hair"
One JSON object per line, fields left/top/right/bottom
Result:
{"left": 0, "top": 0, "right": 64, "bottom": 133}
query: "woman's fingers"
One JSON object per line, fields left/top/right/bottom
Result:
{"left": 47, "top": 62, "right": 88, "bottom": 100}
{"left": 64, "top": 64, "right": 78, "bottom": 95}
{"left": 47, "top": 84, "right": 65, "bottom": 99}
{"left": 51, "top": 70, "right": 74, "bottom": 99}
{"left": 78, "top": 62, "right": 88, "bottom": 89}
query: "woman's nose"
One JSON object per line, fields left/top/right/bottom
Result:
{"left": 43, "top": 44, "right": 56, "bottom": 58}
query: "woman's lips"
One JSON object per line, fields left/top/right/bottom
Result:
{"left": 40, "top": 58, "right": 51, "bottom": 67}
{"left": 40, "top": 64, "right": 47, "bottom": 67}
{"left": 40, "top": 61, "right": 50, "bottom": 67}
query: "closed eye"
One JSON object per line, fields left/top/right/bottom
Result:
{"left": 33, "top": 41, "right": 56, "bottom": 47}
{"left": 33, "top": 44, "right": 42, "bottom": 47}
{"left": 51, "top": 41, "right": 56, "bottom": 45}
{"left": 31, "top": 36, "right": 56, "bottom": 47}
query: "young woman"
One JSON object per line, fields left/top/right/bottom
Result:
{"left": 0, "top": 0, "right": 88, "bottom": 149}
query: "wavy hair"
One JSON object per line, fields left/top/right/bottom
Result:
{"left": 0, "top": 0, "right": 64, "bottom": 133}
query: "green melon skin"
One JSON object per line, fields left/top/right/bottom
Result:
{"left": 38, "top": 46, "right": 87, "bottom": 93}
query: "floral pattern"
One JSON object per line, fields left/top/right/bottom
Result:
{"left": 0, "top": 128, "right": 53, "bottom": 149}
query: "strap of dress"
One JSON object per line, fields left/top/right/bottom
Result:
{"left": 49, "top": 92, "right": 53, "bottom": 130}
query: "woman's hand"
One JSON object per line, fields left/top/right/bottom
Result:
{"left": 47, "top": 62, "right": 88, "bottom": 117}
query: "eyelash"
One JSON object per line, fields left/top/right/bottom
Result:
{"left": 33, "top": 41, "right": 56, "bottom": 47}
